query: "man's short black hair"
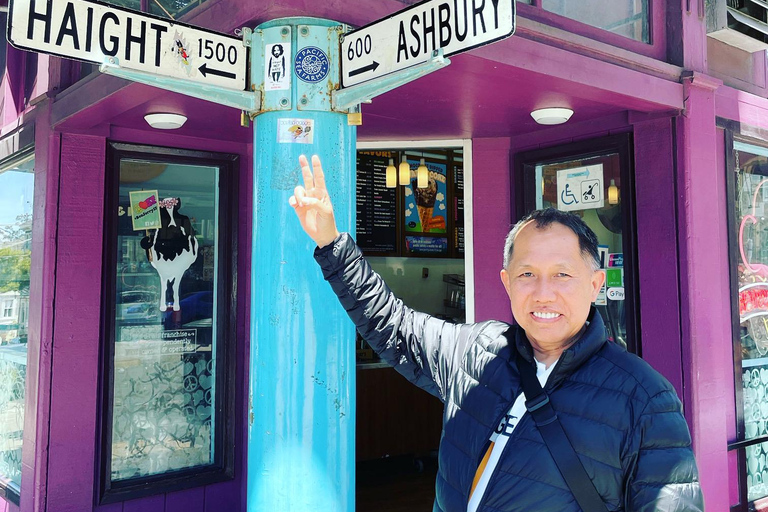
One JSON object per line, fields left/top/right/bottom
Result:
{"left": 502, "top": 208, "right": 601, "bottom": 270}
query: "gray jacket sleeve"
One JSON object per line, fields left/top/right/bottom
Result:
{"left": 314, "top": 233, "right": 474, "bottom": 401}
{"left": 625, "top": 388, "right": 705, "bottom": 512}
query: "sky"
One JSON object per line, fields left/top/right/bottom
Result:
{"left": 0, "top": 171, "right": 34, "bottom": 225}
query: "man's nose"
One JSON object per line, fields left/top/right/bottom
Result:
{"left": 532, "top": 277, "right": 557, "bottom": 302}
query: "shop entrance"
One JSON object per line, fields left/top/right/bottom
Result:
{"left": 354, "top": 141, "right": 471, "bottom": 511}
{"left": 516, "top": 134, "right": 639, "bottom": 354}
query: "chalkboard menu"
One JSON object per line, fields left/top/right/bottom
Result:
{"left": 356, "top": 151, "right": 398, "bottom": 254}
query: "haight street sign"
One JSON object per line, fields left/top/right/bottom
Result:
{"left": 341, "top": 0, "right": 515, "bottom": 88}
{"left": 7, "top": 0, "right": 248, "bottom": 91}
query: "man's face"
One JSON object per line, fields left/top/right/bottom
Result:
{"left": 500, "top": 222, "right": 605, "bottom": 351}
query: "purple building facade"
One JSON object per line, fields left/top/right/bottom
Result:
{"left": 0, "top": 0, "right": 765, "bottom": 511}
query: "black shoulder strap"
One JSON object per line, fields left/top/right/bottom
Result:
{"left": 513, "top": 335, "right": 609, "bottom": 512}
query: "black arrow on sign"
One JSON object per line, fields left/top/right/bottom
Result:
{"left": 349, "top": 61, "right": 380, "bottom": 77}
{"left": 199, "top": 63, "right": 237, "bottom": 79}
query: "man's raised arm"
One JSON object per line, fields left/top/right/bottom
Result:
{"left": 289, "top": 155, "right": 479, "bottom": 400}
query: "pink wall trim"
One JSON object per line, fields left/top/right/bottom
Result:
{"left": 716, "top": 86, "right": 768, "bottom": 132}
{"left": 45, "top": 133, "right": 106, "bottom": 512}
{"left": 471, "top": 138, "right": 513, "bottom": 324}
{"left": 631, "top": 117, "right": 684, "bottom": 396}
{"left": 677, "top": 75, "right": 731, "bottom": 512}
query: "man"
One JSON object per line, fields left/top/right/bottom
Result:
{"left": 290, "top": 155, "right": 704, "bottom": 512}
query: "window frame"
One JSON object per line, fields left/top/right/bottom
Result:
{"left": 723, "top": 123, "right": 768, "bottom": 511}
{"left": 517, "top": 0, "right": 666, "bottom": 61}
{"left": 0, "top": 146, "right": 36, "bottom": 506}
{"left": 514, "top": 133, "right": 641, "bottom": 356}
{"left": 97, "top": 142, "right": 239, "bottom": 504}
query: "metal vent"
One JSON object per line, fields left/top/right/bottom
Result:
{"left": 708, "top": 0, "right": 768, "bottom": 52}
{"left": 728, "top": 0, "right": 768, "bottom": 40}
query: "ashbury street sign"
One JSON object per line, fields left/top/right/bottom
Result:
{"left": 341, "top": 0, "right": 515, "bottom": 87}
{"left": 7, "top": 0, "right": 248, "bottom": 91}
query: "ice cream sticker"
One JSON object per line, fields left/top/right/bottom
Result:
{"left": 129, "top": 190, "right": 162, "bottom": 230}
{"left": 278, "top": 118, "right": 314, "bottom": 144}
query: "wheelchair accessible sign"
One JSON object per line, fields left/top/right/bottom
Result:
{"left": 557, "top": 164, "right": 604, "bottom": 212}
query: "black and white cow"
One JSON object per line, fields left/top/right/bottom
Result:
{"left": 140, "top": 197, "right": 198, "bottom": 312}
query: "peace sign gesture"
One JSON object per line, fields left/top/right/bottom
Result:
{"left": 289, "top": 155, "right": 340, "bottom": 249}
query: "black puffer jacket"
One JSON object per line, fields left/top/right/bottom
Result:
{"left": 316, "top": 234, "right": 704, "bottom": 512}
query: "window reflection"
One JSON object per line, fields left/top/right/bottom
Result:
{"left": 733, "top": 141, "right": 768, "bottom": 502}
{"left": 0, "top": 154, "right": 34, "bottom": 493}
{"left": 111, "top": 159, "right": 219, "bottom": 481}
{"left": 540, "top": 0, "right": 649, "bottom": 43}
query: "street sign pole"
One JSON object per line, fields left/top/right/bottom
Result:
{"left": 247, "top": 17, "right": 356, "bottom": 512}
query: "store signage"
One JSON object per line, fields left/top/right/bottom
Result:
{"left": 556, "top": 164, "right": 604, "bottom": 212}
{"left": 340, "top": 0, "right": 515, "bottom": 87}
{"left": 7, "top": 0, "right": 248, "bottom": 91}
{"left": 128, "top": 189, "right": 161, "bottom": 230}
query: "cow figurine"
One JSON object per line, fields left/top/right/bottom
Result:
{"left": 140, "top": 197, "right": 198, "bottom": 312}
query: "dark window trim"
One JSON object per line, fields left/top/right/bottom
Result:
{"left": 97, "top": 142, "right": 238, "bottom": 505}
{"left": 513, "top": 133, "right": 641, "bottom": 356}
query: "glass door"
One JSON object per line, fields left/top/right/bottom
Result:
{"left": 516, "top": 134, "right": 639, "bottom": 354}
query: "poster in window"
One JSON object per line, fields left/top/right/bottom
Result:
{"left": 404, "top": 160, "right": 447, "bottom": 234}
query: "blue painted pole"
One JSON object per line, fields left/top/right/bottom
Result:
{"left": 247, "top": 18, "right": 356, "bottom": 512}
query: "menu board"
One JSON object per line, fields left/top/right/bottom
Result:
{"left": 453, "top": 164, "right": 464, "bottom": 255}
{"left": 402, "top": 159, "right": 449, "bottom": 256}
{"left": 356, "top": 152, "right": 398, "bottom": 254}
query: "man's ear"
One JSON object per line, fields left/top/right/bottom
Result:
{"left": 590, "top": 269, "right": 606, "bottom": 302}
{"left": 500, "top": 269, "right": 513, "bottom": 300}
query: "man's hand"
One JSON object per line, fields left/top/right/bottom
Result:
{"left": 289, "top": 154, "right": 340, "bottom": 249}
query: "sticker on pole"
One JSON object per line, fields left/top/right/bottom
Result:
{"left": 265, "top": 43, "right": 290, "bottom": 91}
{"left": 294, "top": 47, "right": 329, "bottom": 83}
{"left": 277, "top": 118, "right": 314, "bottom": 144}
{"left": 557, "top": 164, "right": 604, "bottom": 212}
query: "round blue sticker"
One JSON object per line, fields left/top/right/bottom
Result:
{"left": 294, "top": 47, "right": 330, "bottom": 83}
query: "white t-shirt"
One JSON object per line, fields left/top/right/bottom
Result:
{"left": 466, "top": 358, "right": 559, "bottom": 512}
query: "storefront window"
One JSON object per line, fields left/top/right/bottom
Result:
{"left": 541, "top": 0, "right": 649, "bottom": 42}
{"left": 521, "top": 0, "right": 649, "bottom": 43}
{"left": 518, "top": 134, "right": 638, "bottom": 353}
{"left": 103, "top": 0, "right": 209, "bottom": 20}
{"left": 729, "top": 140, "right": 768, "bottom": 504}
{"left": 0, "top": 153, "right": 34, "bottom": 499}
{"left": 101, "top": 144, "right": 236, "bottom": 500}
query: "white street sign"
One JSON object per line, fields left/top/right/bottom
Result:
{"left": 341, "top": 0, "right": 515, "bottom": 87}
{"left": 7, "top": 0, "right": 247, "bottom": 91}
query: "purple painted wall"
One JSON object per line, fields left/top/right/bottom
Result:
{"left": 9, "top": 127, "right": 253, "bottom": 512}
{"left": 677, "top": 74, "right": 731, "bottom": 512}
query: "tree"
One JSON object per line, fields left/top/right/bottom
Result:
{"left": 0, "top": 248, "right": 30, "bottom": 293}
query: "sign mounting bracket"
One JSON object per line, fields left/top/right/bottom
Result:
{"left": 332, "top": 49, "right": 450, "bottom": 111}
{"left": 100, "top": 57, "right": 261, "bottom": 114}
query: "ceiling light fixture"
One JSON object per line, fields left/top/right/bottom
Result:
{"left": 530, "top": 107, "right": 574, "bottom": 125}
{"left": 144, "top": 113, "right": 188, "bottom": 130}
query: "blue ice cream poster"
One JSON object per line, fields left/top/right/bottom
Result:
{"left": 404, "top": 159, "right": 448, "bottom": 233}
